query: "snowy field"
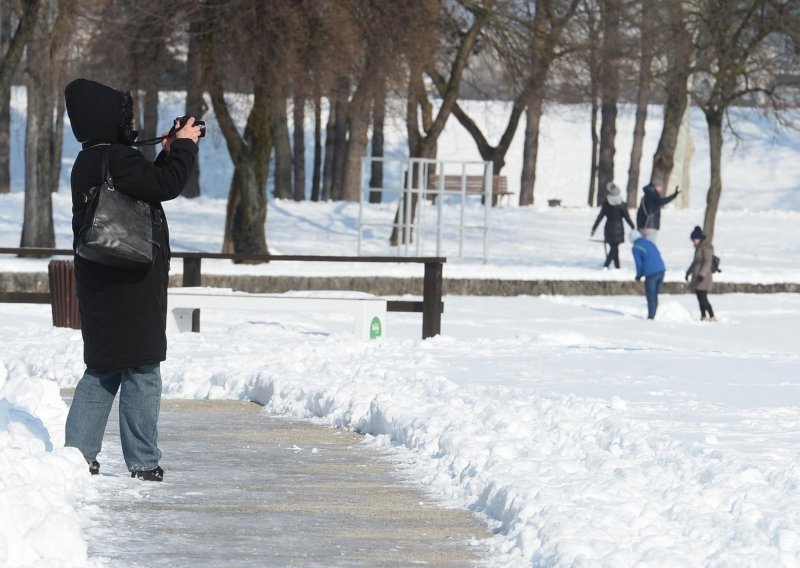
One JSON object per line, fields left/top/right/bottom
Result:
{"left": 1, "top": 87, "right": 799, "bottom": 566}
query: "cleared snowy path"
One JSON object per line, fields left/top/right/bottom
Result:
{"left": 66, "top": 395, "right": 491, "bottom": 567}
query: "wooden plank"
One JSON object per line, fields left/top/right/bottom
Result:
{"left": 0, "top": 292, "right": 51, "bottom": 303}
{"left": 387, "top": 300, "right": 444, "bottom": 314}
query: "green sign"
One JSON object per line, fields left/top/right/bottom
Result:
{"left": 370, "top": 316, "right": 382, "bottom": 339}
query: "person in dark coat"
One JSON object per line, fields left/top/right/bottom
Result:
{"left": 684, "top": 225, "right": 716, "bottom": 321}
{"left": 629, "top": 229, "right": 666, "bottom": 319}
{"left": 591, "top": 182, "right": 634, "bottom": 269}
{"left": 63, "top": 78, "right": 201, "bottom": 481}
{"left": 635, "top": 181, "right": 680, "bottom": 242}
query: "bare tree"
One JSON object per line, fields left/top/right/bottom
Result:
{"left": 340, "top": 1, "right": 416, "bottom": 203}
{"left": 272, "top": 93, "right": 293, "bottom": 200}
{"left": 311, "top": 93, "right": 322, "bottom": 201}
{"left": 689, "top": 0, "right": 800, "bottom": 240}
{"left": 0, "top": 1, "right": 13, "bottom": 195}
{"left": 390, "top": 0, "right": 493, "bottom": 245}
{"left": 20, "top": 0, "right": 75, "bottom": 250}
{"left": 518, "top": 0, "right": 581, "bottom": 206}
{"left": 292, "top": 91, "right": 306, "bottom": 201}
{"left": 595, "top": 0, "right": 622, "bottom": 206}
{"left": 368, "top": 75, "right": 385, "bottom": 204}
{"left": 0, "top": 0, "right": 41, "bottom": 195}
{"left": 0, "top": 0, "right": 39, "bottom": 94}
{"left": 202, "top": 0, "right": 305, "bottom": 257}
{"left": 648, "top": 0, "right": 692, "bottom": 188}
{"left": 182, "top": 17, "right": 208, "bottom": 198}
{"left": 625, "top": 0, "right": 654, "bottom": 208}
{"left": 564, "top": 0, "right": 603, "bottom": 206}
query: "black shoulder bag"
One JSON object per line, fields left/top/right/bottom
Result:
{"left": 75, "top": 145, "right": 162, "bottom": 269}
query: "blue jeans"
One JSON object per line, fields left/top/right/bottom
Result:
{"left": 644, "top": 271, "right": 665, "bottom": 319}
{"left": 65, "top": 363, "right": 162, "bottom": 471}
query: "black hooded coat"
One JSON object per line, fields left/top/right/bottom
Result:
{"left": 636, "top": 183, "right": 679, "bottom": 231}
{"left": 64, "top": 78, "right": 197, "bottom": 371}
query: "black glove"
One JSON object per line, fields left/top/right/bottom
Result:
{"left": 685, "top": 273, "right": 690, "bottom": 282}
{"left": 635, "top": 276, "right": 641, "bottom": 282}
{"left": 697, "top": 275, "right": 704, "bottom": 283}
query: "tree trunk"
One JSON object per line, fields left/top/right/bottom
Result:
{"left": 702, "top": 109, "right": 723, "bottom": 241}
{"left": 226, "top": 153, "right": 268, "bottom": 255}
{"left": 0, "top": 0, "right": 40, "bottom": 95}
{"left": 272, "top": 94, "right": 293, "bottom": 200}
{"left": 626, "top": 0, "right": 654, "bottom": 208}
{"left": 20, "top": 5, "right": 59, "bottom": 249}
{"left": 0, "top": 81, "right": 9, "bottom": 194}
{"left": 668, "top": 98, "right": 693, "bottom": 208}
{"left": 20, "top": 61, "right": 54, "bottom": 248}
{"left": 204, "top": 18, "right": 271, "bottom": 258}
{"left": 321, "top": 96, "right": 335, "bottom": 201}
{"left": 330, "top": 77, "right": 349, "bottom": 200}
{"left": 311, "top": 93, "right": 322, "bottom": 201}
{"left": 219, "top": 87, "right": 272, "bottom": 256}
{"left": 519, "top": 88, "right": 545, "bottom": 206}
{"left": 597, "top": 0, "right": 621, "bottom": 206}
{"left": 292, "top": 92, "right": 305, "bottom": 201}
{"left": 650, "top": 0, "right": 691, "bottom": 185}
{"left": 182, "top": 22, "right": 207, "bottom": 199}
{"left": 0, "top": 3, "right": 12, "bottom": 194}
{"left": 50, "top": 89, "right": 64, "bottom": 192}
{"left": 140, "top": 86, "right": 159, "bottom": 162}
{"left": 341, "top": 73, "right": 372, "bottom": 202}
{"left": 368, "top": 77, "right": 385, "bottom": 204}
{"left": 586, "top": 7, "right": 601, "bottom": 207}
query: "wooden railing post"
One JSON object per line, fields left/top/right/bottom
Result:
{"left": 422, "top": 261, "right": 443, "bottom": 339}
{"left": 182, "top": 257, "right": 202, "bottom": 287}
{"left": 182, "top": 257, "right": 202, "bottom": 332}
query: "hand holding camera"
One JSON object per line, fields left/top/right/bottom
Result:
{"left": 169, "top": 116, "right": 205, "bottom": 141}
{"left": 162, "top": 116, "right": 204, "bottom": 151}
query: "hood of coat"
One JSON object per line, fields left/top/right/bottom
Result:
{"left": 64, "top": 78, "right": 137, "bottom": 145}
{"left": 642, "top": 183, "right": 658, "bottom": 197}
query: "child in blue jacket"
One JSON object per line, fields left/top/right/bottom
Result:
{"left": 629, "top": 229, "right": 666, "bottom": 319}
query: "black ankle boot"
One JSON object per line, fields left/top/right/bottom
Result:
{"left": 131, "top": 466, "right": 164, "bottom": 482}
{"left": 89, "top": 460, "right": 100, "bottom": 475}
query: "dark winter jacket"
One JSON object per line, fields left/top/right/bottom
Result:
{"left": 636, "top": 183, "right": 679, "bottom": 231}
{"left": 685, "top": 238, "right": 714, "bottom": 292}
{"left": 631, "top": 236, "right": 666, "bottom": 278}
{"left": 65, "top": 78, "right": 197, "bottom": 371}
{"left": 591, "top": 200, "right": 634, "bottom": 245}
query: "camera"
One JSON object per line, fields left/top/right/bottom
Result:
{"left": 169, "top": 116, "right": 206, "bottom": 138}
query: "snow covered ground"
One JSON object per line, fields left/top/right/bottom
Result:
{"left": 1, "top": 87, "right": 799, "bottom": 566}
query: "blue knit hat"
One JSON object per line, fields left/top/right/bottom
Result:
{"left": 690, "top": 226, "right": 704, "bottom": 240}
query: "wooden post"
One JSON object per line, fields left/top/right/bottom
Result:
{"left": 422, "top": 261, "right": 443, "bottom": 339}
{"left": 182, "top": 257, "right": 202, "bottom": 332}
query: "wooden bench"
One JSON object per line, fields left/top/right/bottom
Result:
{"left": 167, "top": 288, "right": 388, "bottom": 340}
{"left": 427, "top": 174, "right": 513, "bottom": 206}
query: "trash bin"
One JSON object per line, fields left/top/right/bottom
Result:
{"left": 48, "top": 260, "right": 80, "bottom": 329}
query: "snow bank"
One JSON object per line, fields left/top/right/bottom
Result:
{"left": 0, "top": 360, "right": 93, "bottom": 567}
{"left": 154, "top": 313, "right": 800, "bottom": 566}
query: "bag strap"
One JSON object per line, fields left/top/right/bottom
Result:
{"left": 97, "top": 144, "right": 114, "bottom": 189}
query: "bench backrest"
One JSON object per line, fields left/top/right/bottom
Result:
{"left": 427, "top": 174, "right": 508, "bottom": 194}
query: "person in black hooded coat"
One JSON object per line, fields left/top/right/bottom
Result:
{"left": 635, "top": 181, "right": 680, "bottom": 241}
{"left": 63, "top": 78, "right": 201, "bottom": 481}
{"left": 591, "top": 182, "right": 634, "bottom": 269}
